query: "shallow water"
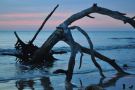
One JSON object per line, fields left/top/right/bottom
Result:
{"left": 0, "top": 30, "right": 135, "bottom": 90}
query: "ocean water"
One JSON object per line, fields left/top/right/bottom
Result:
{"left": 0, "top": 30, "right": 135, "bottom": 90}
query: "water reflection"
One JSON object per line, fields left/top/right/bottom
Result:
{"left": 85, "top": 74, "right": 127, "bottom": 90}
{"left": 15, "top": 61, "right": 55, "bottom": 90}
{"left": 15, "top": 74, "right": 129, "bottom": 90}
{"left": 16, "top": 80, "right": 34, "bottom": 90}
{"left": 40, "top": 77, "right": 53, "bottom": 90}
{"left": 16, "top": 77, "right": 53, "bottom": 90}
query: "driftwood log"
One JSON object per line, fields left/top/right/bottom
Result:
{"left": 32, "top": 4, "right": 135, "bottom": 82}
{"left": 11, "top": 4, "right": 135, "bottom": 82}
{"left": 13, "top": 5, "right": 59, "bottom": 63}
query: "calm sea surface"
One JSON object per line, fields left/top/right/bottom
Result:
{"left": 0, "top": 30, "right": 135, "bottom": 89}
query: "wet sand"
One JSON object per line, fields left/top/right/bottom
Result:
{"left": 0, "top": 70, "right": 135, "bottom": 90}
{"left": 0, "top": 31, "right": 135, "bottom": 90}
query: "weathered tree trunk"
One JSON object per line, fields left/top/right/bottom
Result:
{"left": 10, "top": 3, "right": 134, "bottom": 82}
{"left": 32, "top": 29, "right": 64, "bottom": 63}
{"left": 32, "top": 3, "right": 135, "bottom": 82}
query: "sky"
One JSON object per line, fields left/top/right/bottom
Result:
{"left": 0, "top": 0, "right": 135, "bottom": 31}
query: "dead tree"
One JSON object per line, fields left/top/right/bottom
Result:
{"left": 32, "top": 4, "right": 135, "bottom": 82}
{"left": 9, "top": 3, "right": 135, "bottom": 82}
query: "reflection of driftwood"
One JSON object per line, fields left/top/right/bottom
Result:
{"left": 34, "top": 4, "right": 135, "bottom": 82}
{"left": 16, "top": 79, "right": 34, "bottom": 90}
{"left": 85, "top": 74, "right": 130, "bottom": 90}
{"left": 15, "top": 74, "right": 132, "bottom": 90}
{"left": 15, "top": 77, "right": 53, "bottom": 90}
{"left": 40, "top": 77, "right": 53, "bottom": 90}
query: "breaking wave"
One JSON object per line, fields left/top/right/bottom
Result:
{"left": 0, "top": 48, "right": 17, "bottom": 55}
{"left": 95, "top": 44, "right": 135, "bottom": 51}
{"left": 110, "top": 37, "right": 135, "bottom": 40}
{"left": 1, "top": 44, "right": 135, "bottom": 55}
{"left": 53, "top": 44, "right": 135, "bottom": 52}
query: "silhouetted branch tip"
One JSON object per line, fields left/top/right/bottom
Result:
{"left": 93, "top": 3, "right": 97, "bottom": 7}
{"left": 29, "top": 4, "right": 59, "bottom": 44}
{"left": 87, "top": 15, "right": 95, "bottom": 18}
{"left": 132, "top": 16, "right": 135, "bottom": 20}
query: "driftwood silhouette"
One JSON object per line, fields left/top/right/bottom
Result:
{"left": 14, "top": 5, "right": 59, "bottom": 63}
{"left": 7, "top": 4, "right": 135, "bottom": 82}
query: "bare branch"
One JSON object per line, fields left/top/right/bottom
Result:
{"left": 80, "top": 46, "right": 128, "bottom": 74}
{"left": 14, "top": 31, "right": 25, "bottom": 45}
{"left": 87, "top": 15, "right": 95, "bottom": 18}
{"left": 66, "top": 47, "right": 76, "bottom": 82}
{"left": 69, "top": 26, "right": 105, "bottom": 77}
{"left": 29, "top": 4, "right": 59, "bottom": 44}
{"left": 59, "top": 4, "right": 135, "bottom": 28}
{"left": 79, "top": 52, "right": 83, "bottom": 69}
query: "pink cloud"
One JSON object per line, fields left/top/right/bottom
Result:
{"left": 0, "top": 13, "right": 43, "bottom": 18}
{"left": 0, "top": 12, "right": 133, "bottom": 30}
{"left": 0, "top": 12, "right": 72, "bottom": 18}
{"left": 72, "top": 13, "right": 131, "bottom": 28}
{"left": 0, "top": 12, "right": 71, "bottom": 28}
{"left": 0, "top": 19, "right": 64, "bottom": 30}
{"left": 0, "top": 20, "right": 41, "bottom": 26}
